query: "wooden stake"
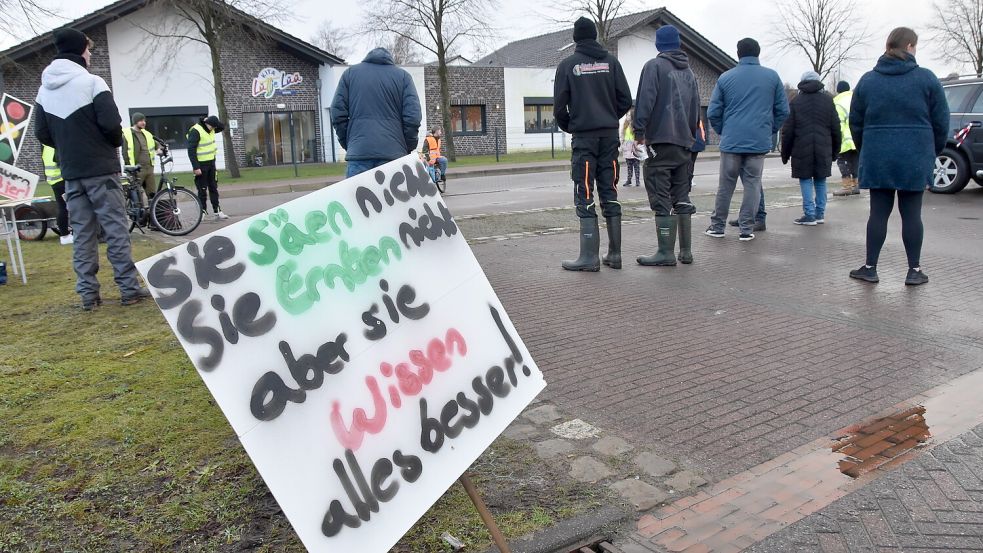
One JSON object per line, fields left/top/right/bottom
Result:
{"left": 459, "top": 474, "right": 512, "bottom": 553}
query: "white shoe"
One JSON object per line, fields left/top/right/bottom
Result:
{"left": 214, "top": 211, "right": 229, "bottom": 221}
{"left": 59, "top": 233, "right": 74, "bottom": 245}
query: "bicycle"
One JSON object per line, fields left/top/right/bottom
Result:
{"left": 123, "top": 144, "right": 203, "bottom": 236}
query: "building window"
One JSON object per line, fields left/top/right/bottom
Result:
{"left": 243, "top": 111, "right": 318, "bottom": 166}
{"left": 132, "top": 106, "right": 208, "bottom": 149}
{"left": 450, "top": 105, "right": 486, "bottom": 136}
{"left": 524, "top": 104, "right": 555, "bottom": 133}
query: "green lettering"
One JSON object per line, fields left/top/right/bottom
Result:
{"left": 280, "top": 222, "right": 317, "bottom": 256}
{"left": 248, "top": 219, "right": 278, "bottom": 266}
{"left": 275, "top": 260, "right": 314, "bottom": 315}
{"left": 327, "top": 201, "right": 352, "bottom": 234}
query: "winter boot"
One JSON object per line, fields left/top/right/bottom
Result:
{"left": 602, "top": 216, "right": 622, "bottom": 269}
{"left": 637, "top": 215, "right": 678, "bottom": 266}
{"left": 562, "top": 218, "right": 601, "bottom": 272}
{"left": 676, "top": 213, "right": 693, "bottom": 264}
{"left": 833, "top": 177, "right": 859, "bottom": 196}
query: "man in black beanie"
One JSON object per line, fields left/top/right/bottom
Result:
{"left": 35, "top": 28, "right": 150, "bottom": 310}
{"left": 553, "top": 16, "right": 633, "bottom": 271}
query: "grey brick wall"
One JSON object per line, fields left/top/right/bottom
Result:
{"left": 0, "top": 25, "right": 114, "bottom": 177}
{"left": 423, "top": 65, "right": 506, "bottom": 156}
{"left": 685, "top": 51, "right": 722, "bottom": 146}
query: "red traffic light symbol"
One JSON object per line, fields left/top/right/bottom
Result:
{"left": 0, "top": 94, "right": 34, "bottom": 165}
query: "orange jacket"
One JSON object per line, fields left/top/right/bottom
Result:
{"left": 425, "top": 135, "right": 441, "bottom": 164}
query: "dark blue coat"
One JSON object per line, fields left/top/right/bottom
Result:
{"left": 330, "top": 48, "right": 422, "bottom": 161}
{"left": 850, "top": 54, "right": 949, "bottom": 191}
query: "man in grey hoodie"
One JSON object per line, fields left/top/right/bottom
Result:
{"left": 34, "top": 28, "right": 149, "bottom": 310}
{"left": 633, "top": 25, "right": 701, "bottom": 267}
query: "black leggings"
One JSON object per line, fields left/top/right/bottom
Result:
{"left": 866, "top": 189, "right": 923, "bottom": 269}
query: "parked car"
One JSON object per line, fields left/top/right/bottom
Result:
{"left": 933, "top": 76, "right": 983, "bottom": 193}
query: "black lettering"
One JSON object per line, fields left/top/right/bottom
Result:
{"left": 146, "top": 254, "right": 193, "bottom": 309}
{"left": 176, "top": 300, "right": 224, "bottom": 370}
{"left": 388, "top": 170, "right": 411, "bottom": 203}
{"left": 370, "top": 458, "right": 398, "bottom": 502}
{"left": 186, "top": 236, "right": 245, "bottom": 289}
{"left": 404, "top": 162, "right": 436, "bottom": 197}
{"left": 355, "top": 187, "right": 383, "bottom": 218}
{"left": 211, "top": 294, "right": 239, "bottom": 344}
{"left": 423, "top": 203, "right": 442, "bottom": 240}
{"left": 472, "top": 376, "right": 494, "bottom": 415}
{"left": 456, "top": 392, "right": 481, "bottom": 429}
{"left": 487, "top": 366, "right": 510, "bottom": 398}
{"left": 317, "top": 333, "right": 349, "bottom": 374}
{"left": 321, "top": 499, "right": 360, "bottom": 537}
{"left": 393, "top": 450, "right": 422, "bottom": 483}
{"left": 346, "top": 450, "right": 380, "bottom": 517}
{"left": 362, "top": 304, "right": 387, "bottom": 340}
{"left": 231, "top": 292, "right": 277, "bottom": 337}
{"left": 396, "top": 284, "right": 429, "bottom": 320}
{"left": 249, "top": 371, "right": 306, "bottom": 421}
{"left": 437, "top": 201, "right": 459, "bottom": 236}
{"left": 280, "top": 341, "right": 323, "bottom": 390}
{"left": 398, "top": 221, "right": 424, "bottom": 248}
{"left": 333, "top": 456, "right": 371, "bottom": 521}
{"left": 419, "top": 398, "right": 445, "bottom": 453}
{"left": 490, "top": 304, "right": 523, "bottom": 363}
{"left": 381, "top": 291, "right": 400, "bottom": 324}
{"left": 505, "top": 357, "right": 518, "bottom": 387}
{"left": 441, "top": 399, "right": 463, "bottom": 439}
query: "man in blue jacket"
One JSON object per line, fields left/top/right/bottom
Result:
{"left": 706, "top": 38, "right": 789, "bottom": 241}
{"left": 331, "top": 47, "right": 422, "bottom": 177}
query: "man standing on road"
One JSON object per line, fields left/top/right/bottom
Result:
{"left": 34, "top": 28, "right": 150, "bottom": 310}
{"left": 706, "top": 38, "right": 789, "bottom": 241}
{"left": 122, "top": 112, "right": 158, "bottom": 206}
{"left": 331, "top": 47, "right": 422, "bottom": 178}
{"left": 832, "top": 81, "right": 860, "bottom": 196}
{"left": 187, "top": 115, "right": 228, "bottom": 221}
{"left": 554, "top": 17, "right": 633, "bottom": 271}
{"left": 633, "top": 25, "right": 701, "bottom": 267}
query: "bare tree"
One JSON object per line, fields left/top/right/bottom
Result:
{"left": 773, "top": 0, "right": 871, "bottom": 81}
{"left": 0, "top": 0, "right": 60, "bottom": 39}
{"left": 385, "top": 33, "right": 423, "bottom": 65}
{"left": 311, "top": 21, "right": 350, "bottom": 60}
{"left": 548, "top": 0, "right": 642, "bottom": 47}
{"left": 362, "top": 0, "right": 498, "bottom": 161}
{"left": 930, "top": 0, "right": 983, "bottom": 77}
{"left": 132, "top": 0, "right": 292, "bottom": 178}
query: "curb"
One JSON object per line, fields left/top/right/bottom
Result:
{"left": 480, "top": 505, "right": 631, "bottom": 553}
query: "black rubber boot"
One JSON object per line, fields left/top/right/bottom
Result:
{"left": 637, "top": 215, "right": 677, "bottom": 266}
{"left": 562, "top": 218, "right": 601, "bottom": 272}
{"left": 602, "top": 216, "right": 622, "bottom": 269}
{"left": 677, "top": 213, "right": 693, "bottom": 264}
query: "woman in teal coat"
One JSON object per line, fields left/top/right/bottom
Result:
{"left": 848, "top": 27, "right": 949, "bottom": 286}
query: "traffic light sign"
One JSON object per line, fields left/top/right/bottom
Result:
{"left": 0, "top": 94, "right": 34, "bottom": 166}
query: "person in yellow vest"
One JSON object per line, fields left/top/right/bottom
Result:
{"left": 42, "top": 145, "right": 73, "bottom": 245}
{"left": 832, "top": 81, "right": 860, "bottom": 196}
{"left": 121, "top": 112, "right": 160, "bottom": 206}
{"left": 187, "top": 115, "right": 228, "bottom": 221}
{"left": 424, "top": 127, "right": 447, "bottom": 182}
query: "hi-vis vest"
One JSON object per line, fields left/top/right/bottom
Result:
{"left": 425, "top": 135, "right": 441, "bottom": 161}
{"left": 189, "top": 123, "right": 217, "bottom": 162}
{"left": 121, "top": 127, "right": 157, "bottom": 167}
{"left": 833, "top": 90, "right": 856, "bottom": 153}
{"left": 41, "top": 145, "right": 63, "bottom": 185}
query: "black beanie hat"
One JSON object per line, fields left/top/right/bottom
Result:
{"left": 573, "top": 17, "right": 597, "bottom": 41}
{"left": 836, "top": 80, "right": 851, "bottom": 93}
{"left": 204, "top": 115, "right": 225, "bottom": 131}
{"left": 737, "top": 37, "right": 760, "bottom": 58}
{"left": 54, "top": 28, "right": 89, "bottom": 56}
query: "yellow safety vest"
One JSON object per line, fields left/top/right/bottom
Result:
{"left": 189, "top": 123, "right": 217, "bottom": 162}
{"left": 121, "top": 127, "right": 157, "bottom": 167}
{"left": 833, "top": 90, "right": 856, "bottom": 153}
{"left": 41, "top": 145, "right": 63, "bottom": 185}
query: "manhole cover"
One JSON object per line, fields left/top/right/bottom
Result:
{"left": 832, "top": 405, "right": 930, "bottom": 478}
{"left": 564, "top": 539, "right": 622, "bottom": 552}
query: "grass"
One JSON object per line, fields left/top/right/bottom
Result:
{"left": 0, "top": 237, "right": 604, "bottom": 552}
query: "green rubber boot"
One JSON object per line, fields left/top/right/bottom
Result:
{"left": 677, "top": 213, "right": 693, "bottom": 264}
{"left": 562, "top": 218, "right": 601, "bottom": 272}
{"left": 602, "top": 216, "right": 622, "bottom": 269}
{"left": 637, "top": 215, "right": 677, "bottom": 266}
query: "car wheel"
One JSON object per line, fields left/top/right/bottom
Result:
{"left": 932, "top": 147, "right": 970, "bottom": 194}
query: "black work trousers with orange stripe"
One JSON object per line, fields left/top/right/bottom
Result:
{"left": 570, "top": 135, "right": 621, "bottom": 218}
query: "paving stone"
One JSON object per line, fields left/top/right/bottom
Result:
{"left": 569, "top": 456, "right": 615, "bottom": 483}
{"left": 592, "top": 436, "right": 635, "bottom": 457}
{"left": 664, "top": 470, "right": 708, "bottom": 492}
{"left": 634, "top": 452, "right": 677, "bottom": 478}
{"left": 534, "top": 438, "right": 574, "bottom": 460}
{"left": 610, "top": 478, "right": 670, "bottom": 511}
{"left": 551, "top": 418, "right": 601, "bottom": 439}
{"left": 523, "top": 404, "right": 563, "bottom": 425}
{"left": 502, "top": 423, "right": 540, "bottom": 440}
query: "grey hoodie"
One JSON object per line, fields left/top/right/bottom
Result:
{"left": 35, "top": 58, "right": 123, "bottom": 180}
{"left": 633, "top": 50, "right": 701, "bottom": 149}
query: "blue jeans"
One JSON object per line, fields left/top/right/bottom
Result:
{"left": 346, "top": 158, "right": 390, "bottom": 178}
{"left": 799, "top": 177, "right": 827, "bottom": 218}
{"left": 757, "top": 187, "right": 766, "bottom": 222}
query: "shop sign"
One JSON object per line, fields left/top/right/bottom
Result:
{"left": 252, "top": 67, "right": 304, "bottom": 99}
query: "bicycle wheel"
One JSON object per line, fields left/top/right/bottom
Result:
{"left": 436, "top": 177, "right": 446, "bottom": 193}
{"left": 14, "top": 205, "right": 47, "bottom": 241}
{"left": 151, "top": 187, "right": 203, "bottom": 236}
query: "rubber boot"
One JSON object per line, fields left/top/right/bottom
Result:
{"left": 637, "top": 215, "right": 677, "bottom": 266}
{"left": 562, "top": 218, "right": 601, "bottom": 272}
{"left": 676, "top": 213, "right": 693, "bottom": 264}
{"left": 602, "top": 216, "right": 622, "bottom": 269}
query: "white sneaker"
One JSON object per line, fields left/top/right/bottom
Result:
{"left": 214, "top": 211, "right": 230, "bottom": 221}
{"left": 59, "top": 233, "right": 74, "bottom": 245}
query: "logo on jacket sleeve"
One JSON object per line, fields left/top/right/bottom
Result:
{"left": 572, "top": 62, "right": 610, "bottom": 77}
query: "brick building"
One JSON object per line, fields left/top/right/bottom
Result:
{"left": 0, "top": 0, "right": 343, "bottom": 175}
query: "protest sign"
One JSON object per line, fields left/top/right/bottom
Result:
{"left": 0, "top": 94, "right": 34, "bottom": 165}
{"left": 135, "top": 154, "right": 546, "bottom": 552}
{"left": 0, "top": 161, "right": 38, "bottom": 201}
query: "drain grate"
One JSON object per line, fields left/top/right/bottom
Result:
{"left": 564, "top": 538, "right": 623, "bottom": 552}
{"left": 832, "top": 405, "right": 930, "bottom": 478}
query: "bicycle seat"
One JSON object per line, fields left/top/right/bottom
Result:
{"left": 123, "top": 165, "right": 141, "bottom": 173}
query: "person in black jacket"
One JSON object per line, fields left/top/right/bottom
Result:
{"left": 35, "top": 28, "right": 149, "bottom": 310}
{"left": 553, "top": 17, "right": 633, "bottom": 271}
{"left": 780, "top": 70, "right": 841, "bottom": 226}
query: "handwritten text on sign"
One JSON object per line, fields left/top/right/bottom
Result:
{"left": 135, "top": 154, "right": 545, "bottom": 552}
{"left": 0, "top": 161, "right": 38, "bottom": 201}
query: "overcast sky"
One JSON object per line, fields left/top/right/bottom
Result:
{"left": 2, "top": 0, "right": 966, "bottom": 86}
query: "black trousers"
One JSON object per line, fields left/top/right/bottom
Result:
{"left": 571, "top": 135, "right": 621, "bottom": 218}
{"left": 866, "top": 189, "right": 924, "bottom": 269}
{"left": 51, "top": 181, "right": 70, "bottom": 236}
{"left": 837, "top": 149, "right": 858, "bottom": 179}
{"left": 194, "top": 161, "right": 219, "bottom": 212}
{"left": 643, "top": 143, "right": 696, "bottom": 216}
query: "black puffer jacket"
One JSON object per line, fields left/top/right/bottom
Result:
{"left": 780, "top": 79, "right": 841, "bottom": 179}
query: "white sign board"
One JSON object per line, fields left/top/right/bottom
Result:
{"left": 0, "top": 161, "right": 38, "bottom": 201}
{"left": 135, "top": 154, "right": 546, "bottom": 552}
